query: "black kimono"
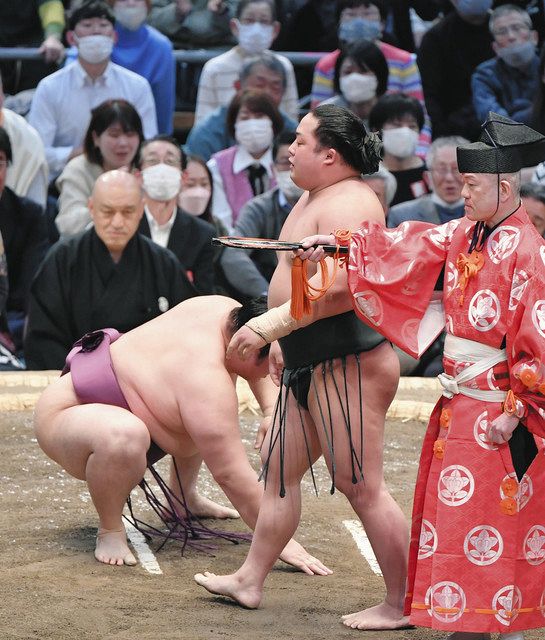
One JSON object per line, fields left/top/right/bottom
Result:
{"left": 0, "top": 186, "right": 49, "bottom": 314}
{"left": 24, "top": 228, "right": 196, "bottom": 370}
{"left": 138, "top": 209, "right": 216, "bottom": 295}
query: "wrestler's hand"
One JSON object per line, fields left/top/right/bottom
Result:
{"left": 487, "top": 412, "right": 519, "bottom": 444}
{"left": 279, "top": 539, "right": 333, "bottom": 576}
{"left": 295, "top": 234, "right": 335, "bottom": 263}
{"left": 269, "top": 340, "right": 283, "bottom": 386}
{"left": 254, "top": 414, "right": 271, "bottom": 449}
{"left": 226, "top": 325, "right": 266, "bottom": 360}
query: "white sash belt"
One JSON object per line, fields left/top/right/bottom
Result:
{"left": 437, "top": 334, "right": 507, "bottom": 402}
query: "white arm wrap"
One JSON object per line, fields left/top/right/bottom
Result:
{"left": 244, "top": 301, "right": 300, "bottom": 343}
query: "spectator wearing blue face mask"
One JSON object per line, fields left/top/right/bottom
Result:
{"left": 310, "top": 0, "right": 431, "bottom": 156}
{"left": 417, "top": 0, "right": 494, "bottom": 140}
{"left": 194, "top": 0, "right": 299, "bottom": 124}
{"left": 472, "top": 4, "right": 539, "bottom": 125}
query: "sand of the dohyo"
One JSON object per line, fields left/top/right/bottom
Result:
{"left": 0, "top": 374, "right": 542, "bottom": 640}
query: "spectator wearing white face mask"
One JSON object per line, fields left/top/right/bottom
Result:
{"left": 207, "top": 90, "right": 284, "bottom": 233}
{"left": 28, "top": 0, "right": 157, "bottom": 179}
{"left": 472, "top": 4, "right": 539, "bottom": 126}
{"left": 320, "top": 39, "right": 388, "bottom": 126}
{"left": 219, "top": 131, "right": 301, "bottom": 301}
{"left": 194, "top": 0, "right": 298, "bottom": 124}
{"left": 137, "top": 136, "right": 216, "bottom": 294}
{"left": 64, "top": 0, "right": 175, "bottom": 134}
{"left": 369, "top": 93, "right": 429, "bottom": 207}
{"left": 311, "top": 0, "right": 431, "bottom": 157}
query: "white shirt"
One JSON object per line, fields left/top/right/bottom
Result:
{"left": 194, "top": 47, "right": 299, "bottom": 124}
{"left": 144, "top": 205, "right": 177, "bottom": 248}
{"left": 207, "top": 146, "right": 274, "bottom": 233}
{"left": 2, "top": 108, "right": 48, "bottom": 208}
{"left": 28, "top": 60, "right": 158, "bottom": 178}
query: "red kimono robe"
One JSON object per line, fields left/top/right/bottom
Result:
{"left": 347, "top": 205, "right": 545, "bottom": 633}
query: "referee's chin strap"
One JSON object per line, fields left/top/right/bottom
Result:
{"left": 290, "top": 229, "right": 352, "bottom": 320}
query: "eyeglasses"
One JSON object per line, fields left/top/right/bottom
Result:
{"left": 0, "top": 160, "right": 8, "bottom": 168}
{"left": 492, "top": 23, "right": 530, "bottom": 38}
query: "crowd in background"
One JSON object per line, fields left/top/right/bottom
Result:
{"left": 1, "top": 0, "right": 545, "bottom": 373}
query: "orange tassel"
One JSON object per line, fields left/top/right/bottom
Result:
{"left": 456, "top": 251, "right": 484, "bottom": 306}
{"left": 289, "top": 230, "right": 352, "bottom": 320}
{"left": 290, "top": 246, "right": 348, "bottom": 320}
{"left": 290, "top": 256, "right": 312, "bottom": 320}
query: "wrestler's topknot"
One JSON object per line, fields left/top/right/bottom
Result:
{"left": 311, "top": 104, "right": 382, "bottom": 175}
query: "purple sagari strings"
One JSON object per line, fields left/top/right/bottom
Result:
{"left": 124, "top": 458, "right": 251, "bottom": 555}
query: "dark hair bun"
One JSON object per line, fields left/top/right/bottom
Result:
{"left": 361, "top": 131, "right": 382, "bottom": 174}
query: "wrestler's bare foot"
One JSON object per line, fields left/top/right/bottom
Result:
{"left": 95, "top": 528, "right": 137, "bottom": 566}
{"left": 279, "top": 538, "right": 333, "bottom": 576}
{"left": 341, "top": 602, "right": 411, "bottom": 630}
{"left": 181, "top": 493, "right": 240, "bottom": 520}
{"left": 194, "top": 571, "right": 262, "bottom": 609}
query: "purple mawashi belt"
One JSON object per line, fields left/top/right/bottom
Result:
{"left": 63, "top": 328, "right": 129, "bottom": 410}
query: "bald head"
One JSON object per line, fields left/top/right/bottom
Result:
{"left": 89, "top": 169, "right": 145, "bottom": 262}
{"left": 92, "top": 169, "right": 142, "bottom": 199}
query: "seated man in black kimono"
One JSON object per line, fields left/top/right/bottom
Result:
{"left": 24, "top": 170, "right": 196, "bottom": 370}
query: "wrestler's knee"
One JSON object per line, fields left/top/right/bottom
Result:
{"left": 334, "top": 474, "right": 384, "bottom": 506}
{"left": 96, "top": 417, "right": 150, "bottom": 461}
{"left": 208, "top": 459, "right": 256, "bottom": 494}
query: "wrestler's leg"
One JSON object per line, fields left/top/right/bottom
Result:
{"left": 168, "top": 453, "right": 239, "bottom": 519}
{"left": 35, "top": 390, "right": 150, "bottom": 566}
{"left": 195, "top": 393, "right": 325, "bottom": 607}
{"left": 308, "top": 342, "right": 409, "bottom": 630}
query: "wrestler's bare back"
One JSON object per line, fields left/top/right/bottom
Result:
{"left": 268, "top": 177, "right": 385, "bottom": 312}
{"left": 37, "top": 296, "right": 248, "bottom": 459}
